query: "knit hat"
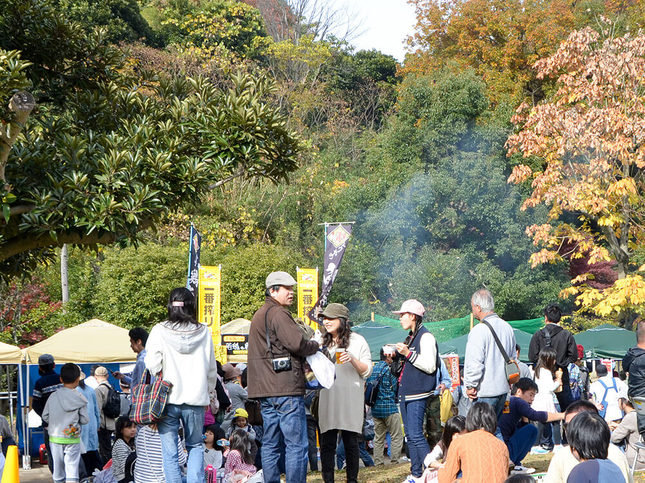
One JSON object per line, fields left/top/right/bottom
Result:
{"left": 233, "top": 408, "right": 249, "bottom": 419}
{"left": 577, "top": 344, "right": 585, "bottom": 360}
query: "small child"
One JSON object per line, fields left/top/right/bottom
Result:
{"left": 226, "top": 408, "right": 256, "bottom": 442}
{"left": 204, "top": 424, "right": 226, "bottom": 470}
{"left": 42, "top": 363, "right": 89, "bottom": 483}
{"left": 424, "top": 415, "right": 466, "bottom": 468}
{"left": 112, "top": 416, "right": 136, "bottom": 483}
{"left": 224, "top": 429, "right": 257, "bottom": 482}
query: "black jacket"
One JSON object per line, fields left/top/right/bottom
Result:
{"left": 623, "top": 347, "right": 645, "bottom": 398}
{"left": 529, "top": 324, "right": 577, "bottom": 383}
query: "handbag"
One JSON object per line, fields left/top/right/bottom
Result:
{"left": 131, "top": 369, "right": 173, "bottom": 425}
{"left": 481, "top": 319, "right": 520, "bottom": 385}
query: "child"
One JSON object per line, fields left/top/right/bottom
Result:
{"left": 498, "top": 378, "right": 564, "bottom": 474}
{"left": 531, "top": 348, "right": 562, "bottom": 452}
{"left": 424, "top": 415, "right": 466, "bottom": 469}
{"left": 224, "top": 429, "right": 257, "bottom": 482}
{"left": 42, "top": 363, "right": 89, "bottom": 483}
{"left": 112, "top": 416, "right": 136, "bottom": 483}
{"left": 204, "top": 424, "right": 226, "bottom": 470}
{"left": 226, "top": 408, "right": 256, "bottom": 442}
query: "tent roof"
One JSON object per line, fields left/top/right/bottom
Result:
{"left": 22, "top": 319, "right": 136, "bottom": 364}
{"left": 0, "top": 340, "right": 23, "bottom": 364}
{"left": 573, "top": 323, "right": 635, "bottom": 359}
{"left": 221, "top": 319, "right": 251, "bottom": 335}
{"left": 439, "top": 328, "right": 533, "bottom": 362}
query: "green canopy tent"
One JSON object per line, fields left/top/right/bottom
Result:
{"left": 438, "top": 329, "right": 533, "bottom": 362}
{"left": 573, "top": 324, "right": 636, "bottom": 359}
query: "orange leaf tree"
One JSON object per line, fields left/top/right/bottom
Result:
{"left": 507, "top": 24, "right": 645, "bottom": 321}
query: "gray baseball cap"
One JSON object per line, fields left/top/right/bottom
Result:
{"left": 38, "top": 354, "right": 54, "bottom": 366}
{"left": 265, "top": 271, "right": 297, "bottom": 288}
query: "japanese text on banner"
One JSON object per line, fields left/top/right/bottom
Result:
{"left": 297, "top": 268, "right": 319, "bottom": 329}
{"left": 198, "top": 266, "right": 226, "bottom": 363}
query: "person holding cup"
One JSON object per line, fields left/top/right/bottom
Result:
{"left": 318, "top": 303, "right": 372, "bottom": 483}
{"left": 393, "top": 299, "right": 438, "bottom": 483}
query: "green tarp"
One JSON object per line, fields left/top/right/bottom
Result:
{"left": 573, "top": 324, "right": 636, "bottom": 359}
{"left": 438, "top": 329, "right": 533, "bottom": 362}
{"left": 355, "top": 314, "right": 546, "bottom": 361}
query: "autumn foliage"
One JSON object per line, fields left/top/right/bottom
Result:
{"left": 507, "top": 23, "right": 645, "bottom": 320}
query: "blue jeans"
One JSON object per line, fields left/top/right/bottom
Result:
{"left": 507, "top": 424, "right": 538, "bottom": 465}
{"left": 400, "top": 398, "right": 430, "bottom": 478}
{"left": 477, "top": 395, "right": 507, "bottom": 420}
{"left": 260, "top": 396, "right": 308, "bottom": 483}
{"left": 158, "top": 403, "right": 205, "bottom": 483}
{"left": 336, "top": 436, "right": 374, "bottom": 468}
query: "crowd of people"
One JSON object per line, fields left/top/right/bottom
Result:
{"left": 27, "top": 271, "right": 645, "bottom": 483}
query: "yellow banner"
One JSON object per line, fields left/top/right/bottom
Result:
{"left": 198, "top": 265, "right": 226, "bottom": 363}
{"left": 297, "top": 268, "right": 319, "bottom": 329}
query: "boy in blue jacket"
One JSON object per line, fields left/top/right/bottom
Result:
{"left": 498, "top": 377, "right": 564, "bottom": 474}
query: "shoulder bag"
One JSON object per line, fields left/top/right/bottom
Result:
{"left": 131, "top": 369, "right": 173, "bottom": 425}
{"left": 481, "top": 319, "right": 520, "bottom": 385}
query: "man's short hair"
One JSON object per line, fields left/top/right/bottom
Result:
{"left": 265, "top": 285, "right": 280, "bottom": 297}
{"left": 128, "top": 327, "right": 149, "bottom": 347}
{"left": 544, "top": 303, "right": 562, "bottom": 323}
{"left": 512, "top": 377, "right": 538, "bottom": 395}
{"left": 637, "top": 318, "right": 645, "bottom": 344}
{"left": 465, "top": 401, "right": 497, "bottom": 434}
{"left": 596, "top": 363, "right": 608, "bottom": 377}
{"left": 565, "top": 399, "right": 598, "bottom": 418}
{"left": 471, "top": 289, "right": 494, "bottom": 312}
{"left": 60, "top": 363, "right": 81, "bottom": 384}
{"left": 567, "top": 411, "right": 611, "bottom": 460}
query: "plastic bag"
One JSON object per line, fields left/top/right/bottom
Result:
{"left": 306, "top": 351, "right": 335, "bottom": 389}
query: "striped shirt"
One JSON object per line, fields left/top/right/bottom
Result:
{"left": 111, "top": 439, "right": 134, "bottom": 481}
{"left": 134, "top": 425, "right": 186, "bottom": 482}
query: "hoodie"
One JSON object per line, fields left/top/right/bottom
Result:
{"left": 623, "top": 346, "right": 645, "bottom": 398}
{"left": 145, "top": 321, "right": 218, "bottom": 406}
{"left": 42, "top": 387, "right": 89, "bottom": 444}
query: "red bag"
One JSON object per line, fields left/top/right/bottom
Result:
{"left": 131, "top": 369, "right": 173, "bottom": 425}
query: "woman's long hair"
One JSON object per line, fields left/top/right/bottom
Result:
{"left": 167, "top": 287, "right": 198, "bottom": 326}
{"left": 404, "top": 314, "right": 424, "bottom": 346}
{"left": 229, "top": 428, "right": 255, "bottom": 465}
{"left": 114, "top": 416, "right": 136, "bottom": 449}
{"left": 439, "top": 415, "right": 466, "bottom": 454}
{"left": 322, "top": 317, "right": 352, "bottom": 350}
{"left": 535, "top": 347, "right": 557, "bottom": 376}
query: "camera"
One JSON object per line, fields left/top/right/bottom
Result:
{"left": 271, "top": 356, "right": 292, "bottom": 373}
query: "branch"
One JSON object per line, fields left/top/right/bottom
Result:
{"left": 0, "top": 92, "right": 35, "bottom": 189}
{"left": 8, "top": 204, "right": 35, "bottom": 216}
{"left": 208, "top": 169, "right": 245, "bottom": 189}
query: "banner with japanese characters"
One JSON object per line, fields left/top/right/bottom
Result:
{"left": 443, "top": 354, "right": 460, "bottom": 388}
{"left": 308, "top": 223, "right": 352, "bottom": 322}
{"left": 186, "top": 225, "right": 202, "bottom": 295}
{"left": 297, "top": 268, "right": 319, "bottom": 329}
{"left": 198, "top": 265, "right": 226, "bottom": 362}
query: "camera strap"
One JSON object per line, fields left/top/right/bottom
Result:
{"left": 265, "top": 306, "right": 276, "bottom": 358}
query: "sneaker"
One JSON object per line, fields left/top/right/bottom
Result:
{"left": 400, "top": 456, "right": 411, "bottom": 462}
{"left": 511, "top": 465, "right": 536, "bottom": 474}
{"left": 531, "top": 446, "right": 550, "bottom": 454}
{"left": 553, "top": 444, "right": 564, "bottom": 453}
{"left": 402, "top": 476, "right": 422, "bottom": 483}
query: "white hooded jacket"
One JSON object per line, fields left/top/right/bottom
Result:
{"left": 145, "top": 321, "right": 218, "bottom": 406}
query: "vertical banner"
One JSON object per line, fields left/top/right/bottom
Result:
{"left": 186, "top": 225, "right": 202, "bottom": 295}
{"left": 198, "top": 266, "right": 226, "bottom": 363}
{"left": 443, "top": 354, "right": 460, "bottom": 388}
{"left": 297, "top": 268, "right": 319, "bottom": 329}
{"left": 308, "top": 223, "right": 352, "bottom": 322}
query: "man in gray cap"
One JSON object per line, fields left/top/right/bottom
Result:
{"left": 247, "top": 271, "right": 320, "bottom": 483}
{"left": 31, "top": 354, "right": 62, "bottom": 473}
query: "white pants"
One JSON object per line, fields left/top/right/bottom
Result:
{"left": 50, "top": 442, "right": 81, "bottom": 483}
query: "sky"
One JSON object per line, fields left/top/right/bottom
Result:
{"left": 332, "top": 0, "right": 417, "bottom": 62}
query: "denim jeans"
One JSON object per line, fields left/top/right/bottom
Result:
{"left": 400, "top": 398, "right": 430, "bottom": 478}
{"left": 158, "top": 403, "right": 205, "bottom": 483}
{"left": 477, "top": 394, "right": 507, "bottom": 420}
{"left": 507, "top": 424, "right": 538, "bottom": 465}
{"left": 260, "top": 396, "right": 308, "bottom": 483}
{"left": 335, "top": 432, "right": 373, "bottom": 470}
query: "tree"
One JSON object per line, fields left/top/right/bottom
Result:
{"left": 507, "top": 24, "right": 645, "bottom": 322}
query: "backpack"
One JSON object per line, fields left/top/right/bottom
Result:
{"left": 597, "top": 378, "right": 618, "bottom": 419}
{"left": 364, "top": 366, "right": 387, "bottom": 407}
{"left": 102, "top": 383, "right": 122, "bottom": 419}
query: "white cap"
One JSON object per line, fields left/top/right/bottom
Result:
{"left": 265, "top": 271, "right": 297, "bottom": 288}
{"left": 392, "top": 299, "right": 426, "bottom": 317}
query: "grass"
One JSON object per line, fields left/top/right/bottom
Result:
{"left": 304, "top": 453, "right": 645, "bottom": 482}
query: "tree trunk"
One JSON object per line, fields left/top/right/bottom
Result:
{"left": 60, "top": 244, "right": 69, "bottom": 306}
